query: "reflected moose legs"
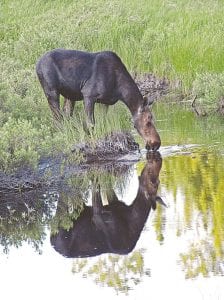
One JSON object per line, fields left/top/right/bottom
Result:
{"left": 36, "top": 49, "right": 160, "bottom": 151}
{"left": 50, "top": 152, "right": 165, "bottom": 258}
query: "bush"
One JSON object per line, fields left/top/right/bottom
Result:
{"left": 0, "top": 118, "right": 54, "bottom": 171}
{"left": 192, "top": 73, "right": 224, "bottom": 114}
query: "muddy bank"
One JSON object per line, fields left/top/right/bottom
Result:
{"left": 72, "top": 131, "right": 139, "bottom": 162}
{"left": 134, "top": 73, "right": 172, "bottom": 101}
{"left": 134, "top": 73, "right": 191, "bottom": 111}
{"left": 135, "top": 73, "right": 224, "bottom": 116}
{"left": 0, "top": 132, "right": 140, "bottom": 193}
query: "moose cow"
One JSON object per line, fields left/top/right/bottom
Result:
{"left": 50, "top": 152, "right": 165, "bottom": 257}
{"left": 36, "top": 49, "right": 161, "bottom": 151}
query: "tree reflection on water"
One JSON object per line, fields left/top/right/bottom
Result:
{"left": 157, "top": 151, "right": 224, "bottom": 278}
{"left": 72, "top": 250, "right": 149, "bottom": 294}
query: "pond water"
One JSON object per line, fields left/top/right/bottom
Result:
{"left": 0, "top": 104, "right": 224, "bottom": 300}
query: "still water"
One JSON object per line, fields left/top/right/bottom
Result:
{"left": 0, "top": 142, "right": 224, "bottom": 300}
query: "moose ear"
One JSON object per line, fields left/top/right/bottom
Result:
{"left": 155, "top": 196, "right": 167, "bottom": 207}
{"left": 138, "top": 95, "right": 154, "bottom": 114}
{"left": 152, "top": 201, "right": 157, "bottom": 210}
{"left": 143, "top": 95, "right": 155, "bottom": 106}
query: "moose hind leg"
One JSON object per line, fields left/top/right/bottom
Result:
{"left": 46, "top": 91, "right": 62, "bottom": 121}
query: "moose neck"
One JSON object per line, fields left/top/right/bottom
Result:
{"left": 128, "top": 189, "right": 153, "bottom": 235}
{"left": 132, "top": 189, "right": 153, "bottom": 213}
{"left": 118, "top": 72, "right": 144, "bottom": 117}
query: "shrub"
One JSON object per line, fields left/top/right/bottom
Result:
{"left": 0, "top": 118, "right": 54, "bottom": 171}
{"left": 192, "top": 73, "right": 224, "bottom": 114}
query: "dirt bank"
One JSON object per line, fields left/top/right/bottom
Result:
{"left": 134, "top": 73, "right": 171, "bottom": 101}
{"left": 135, "top": 73, "right": 224, "bottom": 116}
{"left": 71, "top": 131, "right": 139, "bottom": 162}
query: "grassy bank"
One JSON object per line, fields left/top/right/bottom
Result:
{"left": 1, "top": 0, "right": 224, "bottom": 170}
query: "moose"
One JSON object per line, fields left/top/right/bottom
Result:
{"left": 36, "top": 49, "right": 161, "bottom": 151}
{"left": 50, "top": 152, "right": 166, "bottom": 258}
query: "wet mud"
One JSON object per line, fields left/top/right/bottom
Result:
{"left": 72, "top": 132, "right": 139, "bottom": 162}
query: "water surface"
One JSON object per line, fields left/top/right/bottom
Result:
{"left": 0, "top": 144, "right": 224, "bottom": 300}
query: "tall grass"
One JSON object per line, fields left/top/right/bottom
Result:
{"left": 2, "top": 0, "right": 224, "bottom": 84}
{"left": 1, "top": 0, "right": 224, "bottom": 170}
{"left": 57, "top": 103, "right": 131, "bottom": 151}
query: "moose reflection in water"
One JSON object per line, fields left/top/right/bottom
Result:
{"left": 50, "top": 152, "right": 166, "bottom": 258}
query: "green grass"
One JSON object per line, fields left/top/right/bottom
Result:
{"left": 1, "top": 0, "right": 224, "bottom": 170}
{"left": 2, "top": 0, "right": 224, "bottom": 84}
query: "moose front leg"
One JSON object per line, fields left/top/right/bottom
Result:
{"left": 84, "top": 97, "right": 95, "bottom": 127}
{"left": 63, "top": 98, "right": 75, "bottom": 117}
{"left": 92, "top": 183, "right": 103, "bottom": 215}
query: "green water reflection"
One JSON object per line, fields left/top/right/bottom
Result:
{"left": 72, "top": 250, "right": 148, "bottom": 294}
{"left": 159, "top": 151, "right": 224, "bottom": 279}
{"left": 154, "top": 103, "right": 224, "bottom": 146}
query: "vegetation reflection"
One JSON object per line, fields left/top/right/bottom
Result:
{"left": 72, "top": 250, "right": 148, "bottom": 294}
{"left": 0, "top": 190, "right": 58, "bottom": 254}
{"left": 157, "top": 151, "right": 224, "bottom": 278}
